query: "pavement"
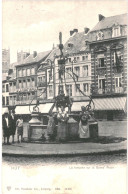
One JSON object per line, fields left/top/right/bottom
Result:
{"left": 2, "top": 139, "right": 127, "bottom": 156}
{"left": 2, "top": 121, "right": 127, "bottom": 156}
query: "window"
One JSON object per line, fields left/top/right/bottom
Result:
{"left": 96, "top": 31, "right": 104, "bottom": 40}
{"left": 112, "top": 26, "right": 120, "bottom": 37}
{"left": 49, "top": 85, "right": 53, "bottom": 97}
{"left": 66, "top": 85, "right": 72, "bottom": 96}
{"left": 83, "top": 66, "right": 88, "bottom": 77}
{"left": 38, "top": 77, "right": 42, "bottom": 82}
{"left": 18, "top": 70, "right": 22, "bottom": 77}
{"left": 58, "top": 85, "right": 63, "bottom": 94}
{"left": 31, "top": 67, "right": 35, "bottom": 75}
{"left": 68, "top": 58, "right": 71, "bottom": 63}
{"left": 19, "top": 80, "right": 22, "bottom": 89}
{"left": 23, "top": 80, "right": 26, "bottom": 88}
{"left": 83, "top": 83, "right": 89, "bottom": 92}
{"left": 97, "top": 54, "right": 105, "bottom": 67}
{"left": 31, "top": 78, "right": 35, "bottom": 87}
{"left": 48, "top": 70, "right": 52, "bottom": 82}
{"left": 75, "top": 84, "right": 80, "bottom": 93}
{"left": 98, "top": 79, "right": 105, "bottom": 93}
{"left": 2, "top": 96, "right": 5, "bottom": 105}
{"left": 27, "top": 68, "right": 30, "bottom": 76}
{"left": 115, "top": 77, "right": 122, "bottom": 87}
{"left": 9, "top": 83, "right": 12, "bottom": 92}
{"left": 74, "top": 57, "right": 76, "bottom": 62}
{"left": 6, "top": 84, "right": 9, "bottom": 92}
{"left": 74, "top": 67, "right": 80, "bottom": 77}
{"left": 66, "top": 67, "right": 72, "bottom": 78}
{"left": 32, "top": 92, "right": 35, "bottom": 96}
{"left": 99, "top": 58, "right": 104, "bottom": 67}
{"left": 2, "top": 85, "right": 5, "bottom": 92}
{"left": 14, "top": 96, "right": 16, "bottom": 104}
{"left": 42, "top": 75, "right": 46, "bottom": 82}
{"left": 113, "top": 50, "right": 122, "bottom": 65}
{"left": 68, "top": 43, "right": 73, "bottom": 48}
{"left": 6, "top": 96, "right": 9, "bottom": 105}
{"left": 82, "top": 56, "right": 85, "bottom": 61}
{"left": 77, "top": 57, "right": 80, "bottom": 61}
{"left": 13, "top": 82, "right": 16, "bottom": 91}
{"left": 27, "top": 79, "right": 30, "bottom": 88}
{"left": 22, "top": 69, "right": 26, "bottom": 76}
{"left": 23, "top": 94, "right": 27, "bottom": 101}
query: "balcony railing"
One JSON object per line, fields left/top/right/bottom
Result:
{"left": 9, "top": 101, "right": 16, "bottom": 106}
{"left": 16, "top": 99, "right": 37, "bottom": 105}
{"left": 96, "top": 67, "right": 106, "bottom": 76}
{"left": 38, "top": 82, "right": 46, "bottom": 87}
{"left": 113, "top": 63, "right": 123, "bottom": 73}
{"left": 114, "top": 87, "right": 124, "bottom": 93}
{"left": 92, "top": 87, "right": 124, "bottom": 95}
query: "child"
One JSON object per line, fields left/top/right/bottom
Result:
{"left": 16, "top": 116, "right": 23, "bottom": 143}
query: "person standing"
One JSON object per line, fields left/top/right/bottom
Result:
{"left": 46, "top": 113, "right": 56, "bottom": 141}
{"left": 16, "top": 116, "right": 23, "bottom": 143}
{"left": 2, "top": 109, "right": 11, "bottom": 144}
{"left": 10, "top": 109, "right": 17, "bottom": 143}
{"left": 57, "top": 106, "right": 69, "bottom": 142}
{"left": 78, "top": 106, "right": 90, "bottom": 140}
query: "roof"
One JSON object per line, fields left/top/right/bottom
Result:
{"left": 91, "top": 13, "right": 127, "bottom": 32}
{"left": 63, "top": 32, "right": 90, "bottom": 55}
{"left": 16, "top": 50, "right": 51, "bottom": 66}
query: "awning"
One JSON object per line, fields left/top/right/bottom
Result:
{"left": 39, "top": 103, "right": 54, "bottom": 114}
{"left": 15, "top": 105, "right": 35, "bottom": 114}
{"left": 93, "top": 97, "right": 127, "bottom": 111}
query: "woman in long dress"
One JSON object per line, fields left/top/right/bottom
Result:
{"left": 46, "top": 113, "right": 56, "bottom": 141}
{"left": 57, "top": 106, "right": 69, "bottom": 141}
{"left": 78, "top": 106, "right": 90, "bottom": 139}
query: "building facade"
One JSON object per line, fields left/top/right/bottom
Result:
{"left": 88, "top": 13, "right": 127, "bottom": 120}
{"left": 2, "top": 48, "right": 10, "bottom": 73}
{"left": 15, "top": 51, "right": 51, "bottom": 105}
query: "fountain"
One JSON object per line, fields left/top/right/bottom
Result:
{"left": 28, "top": 32, "right": 98, "bottom": 143}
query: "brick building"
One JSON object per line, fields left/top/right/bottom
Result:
{"left": 88, "top": 13, "right": 127, "bottom": 120}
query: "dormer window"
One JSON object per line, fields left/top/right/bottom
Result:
{"left": 112, "top": 25, "right": 121, "bottom": 37}
{"left": 96, "top": 31, "right": 104, "bottom": 40}
{"left": 68, "top": 43, "right": 73, "bottom": 48}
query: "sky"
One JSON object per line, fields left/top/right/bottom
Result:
{"left": 2, "top": 0, "right": 127, "bottom": 63}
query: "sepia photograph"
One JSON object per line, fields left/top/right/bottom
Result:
{"left": 2, "top": 0, "right": 127, "bottom": 193}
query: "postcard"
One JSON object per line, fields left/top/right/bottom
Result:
{"left": 2, "top": 0, "right": 127, "bottom": 193}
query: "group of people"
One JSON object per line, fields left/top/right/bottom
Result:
{"left": 2, "top": 109, "right": 24, "bottom": 144}
{"left": 46, "top": 105, "right": 91, "bottom": 142}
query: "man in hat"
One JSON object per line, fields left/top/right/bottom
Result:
{"left": 2, "top": 108, "right": 11, "bottom": 144}
{"left": 10, "top": 109, "right": 17, "bottom": 143}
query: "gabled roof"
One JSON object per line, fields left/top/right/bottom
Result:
{"left": 90, "top": 13, "right": 127, "bottom": 32}
{"left": 16, "top": 50, "right": 51, "bottom": 66}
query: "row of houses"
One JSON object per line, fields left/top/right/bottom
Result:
{"left": 2, "top": 13, "right": 127, "bottom": 121}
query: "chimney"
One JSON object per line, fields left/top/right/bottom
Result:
{"left": 84, "top": 27, "right": 90, "bottom": 34}
{"left": 26, "top": 52, "right": 30, "bottom": 58}
{"left": 33, "top": 51, "right": 37, "bottom": 58}
{"left": 70, "top": 30, "right": 74, "bottom": 36}
{"left": 99, "top": 14, "right": 105, "bottom": 21}
{"left": 73, "top": 29, "right": 78, "bottom": 33}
